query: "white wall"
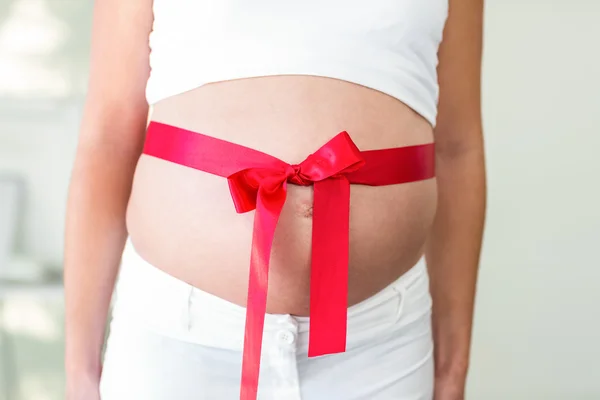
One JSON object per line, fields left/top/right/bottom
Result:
{"left": 0, "top": 99, "right": 80, "bottom": 268}
{"left": 0, "top": 1, "right": 598, "bottom": 399}
{"left": 468, "top": 1, "right": 600, "bottom": 399}
{"left": 0, "top": 0, "right": 89, "bottom": 267}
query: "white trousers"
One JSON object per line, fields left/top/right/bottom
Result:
{"left": 99, "top": 240, "right": 434, "bottom": 400}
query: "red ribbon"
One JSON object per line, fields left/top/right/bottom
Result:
{"left": 143, "top": 122, "right": 435, "bottom": 400}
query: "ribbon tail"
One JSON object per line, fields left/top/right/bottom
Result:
{"left": 240, "top": 182, "right": 287, "bottom": 400}
{"left": 308, "top": 178, "right": 349, "bottom": 357}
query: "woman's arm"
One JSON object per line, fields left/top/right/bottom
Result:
{"left": 426, "top": 0, "right": 486, "bottom": 399}
{"left": 64, "top": 0, "right": 153, "bottom": 397}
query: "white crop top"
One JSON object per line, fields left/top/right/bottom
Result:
{"left": 146, "top": 1, "right": 449, "bottom": 126}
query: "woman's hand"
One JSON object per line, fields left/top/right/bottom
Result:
{"left": 67, "top": 386, "right": 100, "bottom": 400}
{"left": 433, "top": 373, "right": 467, "bottom": 400}
{"left": 66, "top": 373, "right": 101, "bottom": 400}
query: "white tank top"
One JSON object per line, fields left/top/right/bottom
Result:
{"left": 146, "top": 0, "right": 449, "bottom": 126}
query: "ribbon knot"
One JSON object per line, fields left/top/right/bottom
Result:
{"left": 286, "top": 163, "right": 311, "bottom": 186}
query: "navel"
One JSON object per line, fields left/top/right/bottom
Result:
{"left": 297, "top": 203, "right": 314, "bottom": 218}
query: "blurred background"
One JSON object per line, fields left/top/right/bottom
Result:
{"left": 0, "top": 0, "right": 598, "bottom": 399}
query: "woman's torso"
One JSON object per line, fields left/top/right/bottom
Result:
{"left": 126, "top": 76, "right": 437, "bottom": 316}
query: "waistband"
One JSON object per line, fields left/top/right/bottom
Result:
{"left": 112, "top": 238, "right": 431, "bottom": 355}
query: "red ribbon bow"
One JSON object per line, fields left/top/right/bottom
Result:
{"left": 228, "top": 132, "right": 365, "bottom": 398}
{"left": 142, "top": 122, "right": 436, "bottom": 400}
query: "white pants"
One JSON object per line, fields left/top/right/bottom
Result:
{"left": 99, "top": 240, "right": 434, "bottom": 400}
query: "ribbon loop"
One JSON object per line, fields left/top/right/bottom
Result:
{"left": 228, "top": 168, "right": 288, "bottom": 213}
{"left": 300, "top": 131, "right": 365, "bottom": 180}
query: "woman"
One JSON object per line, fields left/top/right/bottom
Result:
{"left": 65, "top": 0, "right": 485, "bottom": 399}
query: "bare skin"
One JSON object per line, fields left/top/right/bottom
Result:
{"left": 64, "top": 1, "right": 484, "bottom": 399}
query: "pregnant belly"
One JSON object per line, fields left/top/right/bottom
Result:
{"left": 126, "top": 76, "right": 438, "bottom": 315}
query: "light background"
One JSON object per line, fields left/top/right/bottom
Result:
{"left": 0, "top": 0, "right": 599, "bottom": 399}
